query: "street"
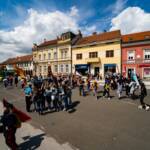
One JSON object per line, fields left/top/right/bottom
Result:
{"left": 0, "top": 84, "right": 150, "bottom": 150}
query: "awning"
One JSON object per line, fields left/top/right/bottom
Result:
{"left": 86, "top": 58, "right": 100, "bottom": 63}
{"left": 139, "top": 64, "right": 150, "bottom": 67}
{"left": 6, "top": 65, "right": 14, "bottom": 70}
{"left": 75, "top": 64, "right": 90, "bottom": 70}
{"left": 104, "top": 64, "right": 116, "bottom": 67}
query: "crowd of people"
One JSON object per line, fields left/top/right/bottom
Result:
{"left": 24, "top": 74, "right": 73, "bottom": 114}
{"left": 2, "top": 71, "right": 149, "bottom": 114}
{"left": 77, "top": 73, "right": 149, "bottom": 110}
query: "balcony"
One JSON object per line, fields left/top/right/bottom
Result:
{"left": 33, "top": 57, "right": 71, "bottom": 63}
{"left": 123, "top": 59, "right": 150, "bottom": 64}
{"left": 85, "top": 57, "right": 101, "bottom": 63}
{"left": 59, "top": 57, "right": 71, "bottom": 61}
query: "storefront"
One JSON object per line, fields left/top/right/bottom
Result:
{"left": 104, "top": 64, "right": 116, "bottom": 76}
{"left": 139, "top": 64, "right": 150, "bottom": 79}
{"left": 75, "top": 64, "right": 90, "bottom": 76}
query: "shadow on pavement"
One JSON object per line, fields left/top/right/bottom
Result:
{"left": 19, "top": 133, "right": 45, "bottom": 150}
{"left": 68, "top": 101, "right": 80, "bottom": 113}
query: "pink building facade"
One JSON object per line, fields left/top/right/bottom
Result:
{"left": 122, "top": 31, "right": 150, "bottom": 79}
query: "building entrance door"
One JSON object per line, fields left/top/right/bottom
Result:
{"left": 94, "top": 67, "right": 99, "bottom": 76}
{"left": 128, "top": 68, "right": 134, "bottom": 78}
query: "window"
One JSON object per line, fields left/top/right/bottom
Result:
{"left": 128, "top": 51, "right": 135, "bottom": 60}
{"left": 65, "top": 51, "right": 67, "bottom": 58}
{"left": 60, "top": 64, "right": 63, "bottom": 72}
{"left": 89, "top": 52, "right": 98, "bottom": 58}
{"left": 144, "top": 50, "right": 150, "bottom": 60}
{"left": 66, "top": 64, "right": 69, "bottom": 72}
{"left": 39, "top": 66, "right": 42, "bottom": 73}
{"left": 145, "top": 36, "right": 150, "bottom": 39}
{"left": 61, "top": 50, "right": 68, "bottom": 59}
{"left": 76, "top": 54, "right": 82, "bottom": 60}
{"left": 54, "top": 65, "right": 58, "bottom": 72}
{"left": 106, "top": 50, "right": 114, "bottom": 57}
{"left": 48, "top": 53, "right": 51, "bottom": 60}
{"left": 43, "top": 54, "right": 46, "bottom": 60}
{"left": 54, "top": 52, "right": 57, "bottom": 59}
{"left": 39, "top": 54, "right": 41, "bottom": 60}
{"left": 61, "top": 51, "right": 63, "bottom": 58}
{"left": 44, "top": 66, "right": 47, "bottom": 72}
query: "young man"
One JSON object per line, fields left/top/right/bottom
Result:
{"left": 24, "top": 84, "right": 33, "bottom": 112}
{"left": 138, "top": 83, "right": 149, "bottom": 111}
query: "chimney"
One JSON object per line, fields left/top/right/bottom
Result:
{"left": 92, "top": 32, "right": 97, "bottom": 35}
{"left": 32, "top": 43, "right": 37, "bottom": 51}
{"left": 78, "top": 30, "right": 82, "bottom": 37}
{"left": 33, "top": 43, "right": 37, "bottom": 47}
{"left": 44, "top": 38, "right": 46, "bottom": 42}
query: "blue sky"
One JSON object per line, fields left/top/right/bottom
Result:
{"left": 0, "top": 0, "right": 150, "bottom": 30}
{"left": 0, "top": 0, "right": 150, "bottom": 62}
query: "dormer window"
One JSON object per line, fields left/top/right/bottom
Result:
{"left": 145, "top": 35, "right": 150, "bottom": 39}
{"left": 128, "top": 37, "right": 133, "bottom": 41}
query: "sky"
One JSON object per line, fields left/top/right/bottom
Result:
{"left": 0, "top": 0, "right": 150, "bottom": 62}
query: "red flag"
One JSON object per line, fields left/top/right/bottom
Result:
{"left": 3, "top": 98, "right": 31, "bottom": 122}
{"left": 12, "top": 107, "right": 31, "bottom": 122}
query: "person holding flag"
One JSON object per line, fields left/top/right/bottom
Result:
{"left": 0, "top": 98, "right": 31, "bottom": 150}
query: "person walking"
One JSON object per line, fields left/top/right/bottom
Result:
{"left": 117, "top": 79, "right": 123, "bottom": 99}
{"left": 14, "top": 74, "right": 18, "bottom": 87}
{"left": 24, "top": 84, "right": 33, "bottom": 112}
{"left": 103, "top": 81, "right": 111, "bottom": 100}
{"left": 138, "top": 82, "right": 149, "bottom": 110}
{"left": 0, "top": 103, "right": 18, "bottom": 150}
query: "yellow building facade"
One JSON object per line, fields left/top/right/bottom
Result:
{"left": 72, "top": 30, "right": 121, "bottom": 78}
{"left": 32, "top": 31, "right": 81, "bottom": 77}
{"left": 32, "top": 39, "right": 57, "bottom": 77}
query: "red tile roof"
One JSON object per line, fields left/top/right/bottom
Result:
{"left": 75, "top": 30, "right": 121, "bottom": 46}
{"left": 1, "top": 55, "right": 32, "bottom": 65}
{"left": 122, "top": 31, "right": 150, "bottom": 43}
{"left": 38, "top": 39, "right": 57, "bottom": 47}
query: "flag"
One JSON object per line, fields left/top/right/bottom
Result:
{"left": 2, "top": 98, "right": 31, "bottom": 122}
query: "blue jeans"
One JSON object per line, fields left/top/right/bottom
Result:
{"left": 63, "top": 96, "right": 69, "bottom": 110}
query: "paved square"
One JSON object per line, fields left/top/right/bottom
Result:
{"left": 0, "top": 84, "right": 150, "bottom": 150}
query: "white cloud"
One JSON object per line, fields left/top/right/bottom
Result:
{"left": 0, "top": 7, "right": 80, "bottom": 62}
{"left": 110, "top": 7, "right": 150, "bottom": 34}
{"left": 105, "top": 0, "right": 128, "bottom": 15}
{"left": 69, "top": 6, "right": 79, "bottom": 18}
{"left": 0, "top": 6, "right": 97, "bottom": 62}
{"left": 81, "top": 25, "right": 97, "bottom": 35}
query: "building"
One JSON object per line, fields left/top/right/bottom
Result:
{"left": 72, "top": 30, "right": 121, "bottom": 78}
{"left": 57, "top": 31, "right": 82, "bottom": 75}
{"left": 122, "top": 31, "right": 150, "bottom": 79}
{"left": 1, "top": 55, "right": 33, "bottom": 76}
{"left": 32, "top": 31, "right": 82, "bottom": 77}
{"left": 32, "top": 39, "right": 57, "bottom": 77}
